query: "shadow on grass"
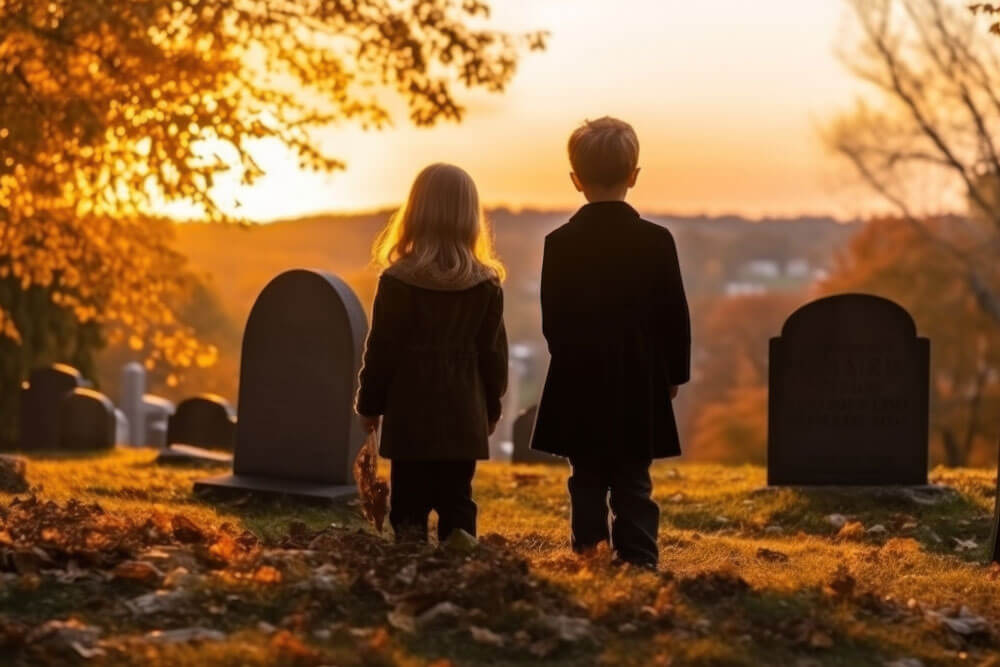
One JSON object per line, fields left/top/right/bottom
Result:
{"left": 661, "top": 484, "right": 993, "bottom": 559}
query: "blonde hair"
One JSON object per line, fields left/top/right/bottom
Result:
{"left": 568, "top": 116, "right": 640, "bottom": 188}
{"left": 372, "top": 163, "right": 506, "bottom": 284}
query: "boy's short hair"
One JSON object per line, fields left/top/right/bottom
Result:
{"left": 568, "top": 117, "right": 639, "bottom": 188}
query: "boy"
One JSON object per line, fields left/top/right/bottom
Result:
{"left": 530, "top": 117, "right": 691, "bottom": 569}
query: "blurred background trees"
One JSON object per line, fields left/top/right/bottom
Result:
{"left": 829, "top": 0, "right": 1000, "bottom": 324}
{"left": 0, "top": 0, "right": 544, "bottom": 444}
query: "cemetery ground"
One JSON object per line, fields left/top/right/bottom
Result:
{"left": 1, "top": 453, "right": 1000, "bottom": 666}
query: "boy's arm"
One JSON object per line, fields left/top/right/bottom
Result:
{"left": 356, "top": 277, "right": 401, "bottom": 420}
{"left": 660, "top": 231, "right": 691, "bottom": 387}
{"left": 477, "top": 285, "right": 508, "bottom": 427}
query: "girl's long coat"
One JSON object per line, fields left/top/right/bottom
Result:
{"left": 356, "top": 273, "right": 508, "bottom": 461}
{"left": 530, "top": 201, "right": 691, "bottom": 461}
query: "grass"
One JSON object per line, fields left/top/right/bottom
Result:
{"left": 2, "top": 448, "right": 1000, "bottom": 665}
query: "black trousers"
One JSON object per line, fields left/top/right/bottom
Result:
{"left": 389, "top": 460, "right": 477, "bottom": 542}
{"left": 568, "top": 456, "right": 659, "bottom": 566}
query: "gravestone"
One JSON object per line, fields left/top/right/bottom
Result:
{"left": 114, "top": 409, "right": 129, "bottom": 446}
{"left": 768, "top": 293, "right": 930, "bottom": 486}
{"left": 156, "top": 395, "right": 236, "bottom": 465}
{"left": 143, "top": 395, "right": 174, "bottom": 448}
{"left": 511, "top": 405, "right": 563, "bottom": 464}
{"left": 121, "top": 362, "right": 146, "bottom": 446}
{"left": 17, "top": 364, "right": 84, "bottom": 451}
{"left": 119, "top": 363, "right": 175, "bottom": 447}
{"left": 58, "top": 388, "right": 116, "bottom": 451}
{"left": 196, "top": 270, "right": 368, "bottom": 499}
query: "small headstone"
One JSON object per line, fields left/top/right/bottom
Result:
{"left": 58, "top": 388, "right": 116, "bottom": 451}
{"left": 768, "top": 294, "right": 929, "bottom": 486}
{"left": 142, "top": 395, "right": 174, "bottom": 448}
{"left": 157, "top": 395, "right": 236, "bottom": 466}
{"left": 196, "top": 270, "right": 368, "bottom": 499}
{"left": 17, "top": 364, "right": 84, "bottom": 451}
{"left": 121, "top": 362, "right": 146, "bottom": 446}
{"left": 511, "top": 405, "right": 563, "bottom": 464}
{"left": 114, "top": 409, "right": 129, "bottom": 446}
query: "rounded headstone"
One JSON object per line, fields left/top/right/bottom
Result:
{"left": 234, "top": 270, "right": 368, "bottom": 485}
{"left": 18, "top": 364, "right": 84, "bottom": 451}
{"left": 167, "top": 394, "right": 236, "bottom": 451}
{"left": 58, "top": 388, "right": 116, "bottom": 452}
{"left": 768, "top": 293, "right": 930, "bottom": 486}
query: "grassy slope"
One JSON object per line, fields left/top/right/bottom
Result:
{"left": 2, "top": 450, "right": 1000, "bottom": 666}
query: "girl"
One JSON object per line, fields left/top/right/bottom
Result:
{"left": 356, "top": 163, "right": 508, "bottom": 542}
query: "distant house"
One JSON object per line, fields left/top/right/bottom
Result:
{"left": 745, "top": 260, "right": 781, "bottom": 279}
{"left": 785, "top": 259, "right": 810, "bottom": 279}
{"left": 724, "top": 281, "right": 767, "bottom": 296}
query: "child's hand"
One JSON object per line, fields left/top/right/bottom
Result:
{"left": 670, "top": 386, "right": 680, "bottom": 400}
{"left": 360, "top": 415, "right": 381, "bottom": 433}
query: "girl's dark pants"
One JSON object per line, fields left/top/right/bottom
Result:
{"left": 389, "top": 460, "right": 477, "bottom": 541}
{"left": 568, "top": 455, "right": 659, "bottom": 567}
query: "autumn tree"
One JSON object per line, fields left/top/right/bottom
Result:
{"left": 822, "top": 217, "right": 1000, "bottom": 467}
{"left": 687, "top": 292, "right": 804, "bottom": 464}
{"left": 829, "top": 0, "right": 1000, "bottom": 323}
{"left": 0, "top": 0, "right": 545, "bottom": 443}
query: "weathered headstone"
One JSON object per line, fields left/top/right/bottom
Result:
{"left": 119, "top": 362, "right": 175, "bottom": 447}
{"left": 121, "top": 362, "right": 146, "bottom": 446}
{"left": 17, "top": 364, "right": 84, "bottom": 451}
{"left": 768, "top": 294, "right": 930, "bottom": 486}
{"left": 156, "top": 395, "right": 236, "bottom": 465}
{"left": 58, "top": 388, "right": 116, "bottom": 451}
{"left": 142, "top": 395, "right": 174, "bottom": 448}
{"left": 196, "top": 270, "right": 368, "bottom": 499}
{"left": 114, "top": 409, "right": 129, "bottom": 446}
{"left": 511, "top": 405, "right": 563, "bottom": 464}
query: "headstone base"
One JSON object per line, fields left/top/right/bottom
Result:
{"left": 194, "top": 474, "right": 357, "bottom": 501}
{"left": 155, "top": 445, "right": 233, "bottom": 466}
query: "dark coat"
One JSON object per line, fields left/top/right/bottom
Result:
{"left": 530, "top": 201, "right": 691, "bottom": 461}
{"left": 356, "top": 273, "right": 508, "bottom": 461}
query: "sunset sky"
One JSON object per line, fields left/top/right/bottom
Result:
{"left": 195, "top": 1, "right": 874, "bottom": 222}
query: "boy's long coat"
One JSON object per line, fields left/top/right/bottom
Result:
{"left": 531, "top": 201, "right": 691, "bottom": 461}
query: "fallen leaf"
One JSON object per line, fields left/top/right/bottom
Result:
{"left": 925, "top": 607, "right": 990, "bottom": 636}
{"left": 171, "top": 515, "right": 205, "bottom": 544}
{"left": 836, "top": 522, "right": 865, "bottom": 541}
{"left": 953, "top": 538, "right": 978, "bottom": 552}
{"left": 756, "top": 548, "right": 789, "bottom": 563}
{"left": 125, "top": 589, "right": 190, "bottom": 615}
{"left": 417, "top": 602, "right": 464, "bottom": 629}
{"left": 387, "top": 609, "right": 416, "bottom": 634}
{"left": 145, "top": 627, "right": 226, "bottom": 644}
{"left": 112, "top": 560, "right": 162, "bottom": 584}
{"left": 270, "top": 630, "right": 320, "bottom": 661}
{"left": 252, "top": 565, "right": 282, "bottom": 584}
{"left": 538, "top": 615, "right": 592, "bottom": 642}
{"left": 469, "top": 626, "right": 505, "bottom": 647}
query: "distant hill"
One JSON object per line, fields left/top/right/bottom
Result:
{"left": 148, "top": 209, "right": 859, "bottom": 409}
{"left": 173, "top": 208, "right": 859, "bottom": 336}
